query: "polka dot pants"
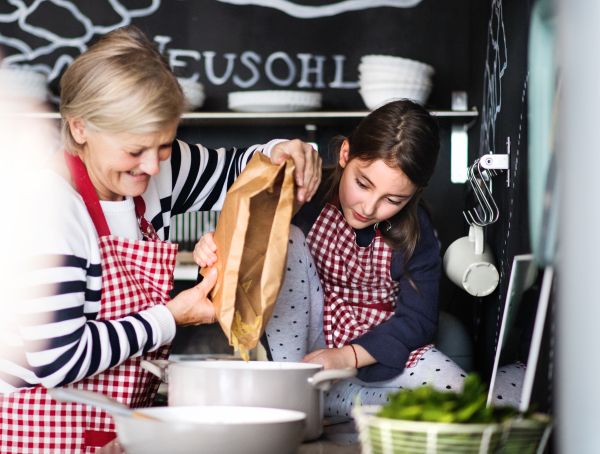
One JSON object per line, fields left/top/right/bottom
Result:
{"left": 264, "top": 225, "right": 327, "bottom": 361}
{"left": 490, "top": 362, "right": 526, "bottom": 407}
{"left": 266, "top": 226, "right": 467, "bottom": 417}
{"left": 323, "top": 348, "right": 467, "bottom": 417}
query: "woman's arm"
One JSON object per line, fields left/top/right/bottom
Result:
{"left": 2, "top": 178, "right": 178, "bottom": 391}
{"left": 169, "top": 139, "right": 320, "bottom": 216}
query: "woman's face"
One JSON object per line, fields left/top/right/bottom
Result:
{"left": 338, "top": 141, "right": 418, "bottom": 229}
{"left": 70, "top": 120, "right": 178, "bottom": 201}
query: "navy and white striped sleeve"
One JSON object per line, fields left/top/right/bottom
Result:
{"left": 2, "top": 177, "right": 175, "bottom": 391}
{"left": 169, "top": 139, "right": 285, "bottom": 216}
{"left": 15, "top": 255, "right": 172, "bottom": 389}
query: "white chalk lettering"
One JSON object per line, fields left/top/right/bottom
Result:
{"left": 203, "top": 51, "right": 237, "bottom": 85}
{"left": 153, "top": 38, "right": 358, "bottom": 89}
{"left": 296, "top": 53, "right": 326, "bottom": 89}
{"left": 168, "top": 49, "right": 201, "bottom": 82}
{"left": 154, "top": 35, "right": 172, "bottom": 55}
{"left": 329, "top": 55, "right": 359, "bottom": 89}
{"left": 233, "top": 51, "right": 262, "bottom": 88}
{"left": 265, "top": 51, "right": 296, "bottom": 87}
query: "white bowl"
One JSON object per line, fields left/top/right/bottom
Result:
{"left": 0, "top": 67, "right": 48, "bottom": 102}
{"left": 360, "top": 55, "right": 435, "bottom": 76}
{"left": 359, "top": 83, "right": 432, "bottom": 110}
{"left": 228, "top": 90, "right": 322, "bottom": 112}
{"left": 359, "top": 71, "right": 432, "bottom": 86}
{"left": 177, "top": 78, "right": 205, "bottom": 110}
{"left": 114, "top": 405, "right": 306, "bottom": 454}
{"left": 359, "top": 64, "right": 434, "bottom": 82}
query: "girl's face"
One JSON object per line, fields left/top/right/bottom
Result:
{"left": 69, "top": 119, "right": 178, "bottom": 201}
{"left": 338, "top": 141, "right": 418, "bottom": 229}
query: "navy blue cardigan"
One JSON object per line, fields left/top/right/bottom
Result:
{"left": 293, "top": 200, "right": 441, "bottom": 382}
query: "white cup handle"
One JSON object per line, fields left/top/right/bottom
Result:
{"left": 469, "top": 225, "right": 485, "bottom": 255}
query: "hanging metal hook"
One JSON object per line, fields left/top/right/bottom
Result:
{"left": 462, "top": 137, "right": 511, "bottom": 227}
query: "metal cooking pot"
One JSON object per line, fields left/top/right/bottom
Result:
{"left": 141, "top": 360, "right": 357, "bottom": 441}
{"left": 48, "top": 388, "right": 306, "bottom": 454}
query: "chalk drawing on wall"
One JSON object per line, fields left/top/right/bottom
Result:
{"left": 0, "top": 0, "right": 161, "bottom": 82}
{"left": 216, "top": 0, "right": 422, "bottom": 19}
{"left": 480, "top": 0, "right": 507, "bottom": 155}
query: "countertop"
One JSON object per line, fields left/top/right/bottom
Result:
{"left": 96, "top": 419, "right": 361, "bottom": 454}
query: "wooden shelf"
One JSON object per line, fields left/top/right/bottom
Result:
{"left": 5, "top": 109, "right": 478, "bottom": 126}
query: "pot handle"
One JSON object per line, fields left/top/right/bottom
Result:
{"left": 308, "top": 367, "right": 357, "bottom": 391}
{"left": 140, "top": 359, "right": 174, "bottom": 383}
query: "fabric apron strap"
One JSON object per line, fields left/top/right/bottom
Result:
{"left": 64, "top": 150, "right": 111, "bottom": 237}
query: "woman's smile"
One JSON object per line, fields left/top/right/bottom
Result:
{"left": 70, "top": 119, "right": 178, "bottom": 201}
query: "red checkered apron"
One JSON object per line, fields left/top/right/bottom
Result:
{"left": 0, "top": 152, "right": 177, "bottom": 453}
{"left": 306, "top": 199, "right": 432, "bottom": 368}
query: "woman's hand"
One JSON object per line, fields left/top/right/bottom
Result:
{"left": 301, "top": 346, "right": 356, "bottom": 370}
{"left": 270, "top": 139, "right": 322, "bottom": 203}
{"left": 193, "top": 232, "right": 218, "bottom": 268}
{"left": 166, "top": 268, "right": 218, "bottom": 326}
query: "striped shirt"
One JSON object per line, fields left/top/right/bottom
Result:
{"left": 0, "top": 139, "right": 282, "bottom": 394}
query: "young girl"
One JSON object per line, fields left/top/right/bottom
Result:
{"left": 194, "top": 100, "right": 466, "bottom": 417}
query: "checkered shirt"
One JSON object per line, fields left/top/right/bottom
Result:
{"left": 306, "top": 202, "right": 433, "bottom": 368}
{"left": 0, "top": 228, "right": 177, "bottom": 453}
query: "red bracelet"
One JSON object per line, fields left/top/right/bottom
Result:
{"left": 349, "top": 344, "right": 358, "bottom": 369}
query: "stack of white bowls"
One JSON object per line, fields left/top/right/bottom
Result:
{"left": 0, "top": 67, "right": 48, "bottom": 103}
{"left": 358, "top": 55, "right": 434, "bottom": 110}
{"left": 177, "top": 78, "right": 205, "bottom": 111}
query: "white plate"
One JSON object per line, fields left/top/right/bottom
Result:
{"left": 228, "top": 90, "right": 322, "bottom": 112}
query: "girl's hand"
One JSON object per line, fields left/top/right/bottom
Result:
{"left": 270, "top": 139, "right": 322, "bottom": 203}
{"left": 301, "top": 346, "right": 356, "bottom": 370}
{"left": 193, "top": 232, "right": 218, "bottom": 268}
{"left": 166, "top": 268, "right": 218, "bottom": 326}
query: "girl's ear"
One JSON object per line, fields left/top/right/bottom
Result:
{"left": 339, "top": 140, "right": 350, "bottom": 168}
{"left": 68, "top": 118, "right": 87, "bottom": 145}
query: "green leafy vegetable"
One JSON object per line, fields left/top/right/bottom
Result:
{"left": 376, "top": 373, "right": 530, "bottom": 424}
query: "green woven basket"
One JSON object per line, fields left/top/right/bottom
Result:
{"left": 497, "top": 413, "right": 553, "bottom": 454}
{"left": 354, "top": 406, "right": 553, "bottom": 454}
{"left": 354, "top": 406, "right": 505, "bottom": 454}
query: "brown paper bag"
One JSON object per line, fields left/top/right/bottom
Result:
{"left": 201, "top": 152, "right": 298, "bottom": 360}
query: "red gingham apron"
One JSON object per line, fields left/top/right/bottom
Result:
{"left": 306, "top": 199, "right": 432, "bottom": 368}
{"left": 0, "top": 151, "right": 177, "bottom": 453}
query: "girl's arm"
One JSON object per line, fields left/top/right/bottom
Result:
{"left": 351, "top": 207, "right": 441, "bottom": 382}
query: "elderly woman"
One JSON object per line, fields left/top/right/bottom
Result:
{"left": 0, "top": 26, "right": 320, "bottom": 453}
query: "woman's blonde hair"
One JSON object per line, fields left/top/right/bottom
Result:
{"left": 60, "top": 25, "right": 184, "bottom": 155}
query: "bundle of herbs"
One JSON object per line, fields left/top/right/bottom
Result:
{"left": 376, "top": 373, "right": 532, "bottom": 424}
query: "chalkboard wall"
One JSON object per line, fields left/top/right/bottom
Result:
{"left": 1, "top": 0, "right": 472, "bottom": 111}
{"left": 4, "top": 0, "right": 553, "bottom": 417}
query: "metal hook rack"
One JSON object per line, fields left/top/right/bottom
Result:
{"left": 463, "top": 137, "right": 511, "bottom": 227}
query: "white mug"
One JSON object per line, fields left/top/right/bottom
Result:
{"left": 443, "top": 225, "right": 499, "bottom": 297}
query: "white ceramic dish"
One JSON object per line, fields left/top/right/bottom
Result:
{"left": 177, "top": 78, "right": 205, "bottom": 110}
{"left": 359, "top": 83, "right": 432, "bottom": 109}
{"left": 141, "top": 359, "right": 356, "bottom": 441}
{"left": 115, "top": 406, "right": 306, "bottom": 454}
{"left": 359, "top": 71, "right": 431, "bottom": 85}
{"left": 228, "top": 90, "right": 322, "bottom": 112}
{"left": 360, "top": 55, "right": 435, "bottom": 76}
{"left": 0, "top": 67, "right": 48, "bottom": 102}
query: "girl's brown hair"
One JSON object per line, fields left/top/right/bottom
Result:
{"left": 60, "top": 25, "right": 185, "bottom": 155}
{"left": 322, "top": 100, "right": 440, "bottom": 282}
